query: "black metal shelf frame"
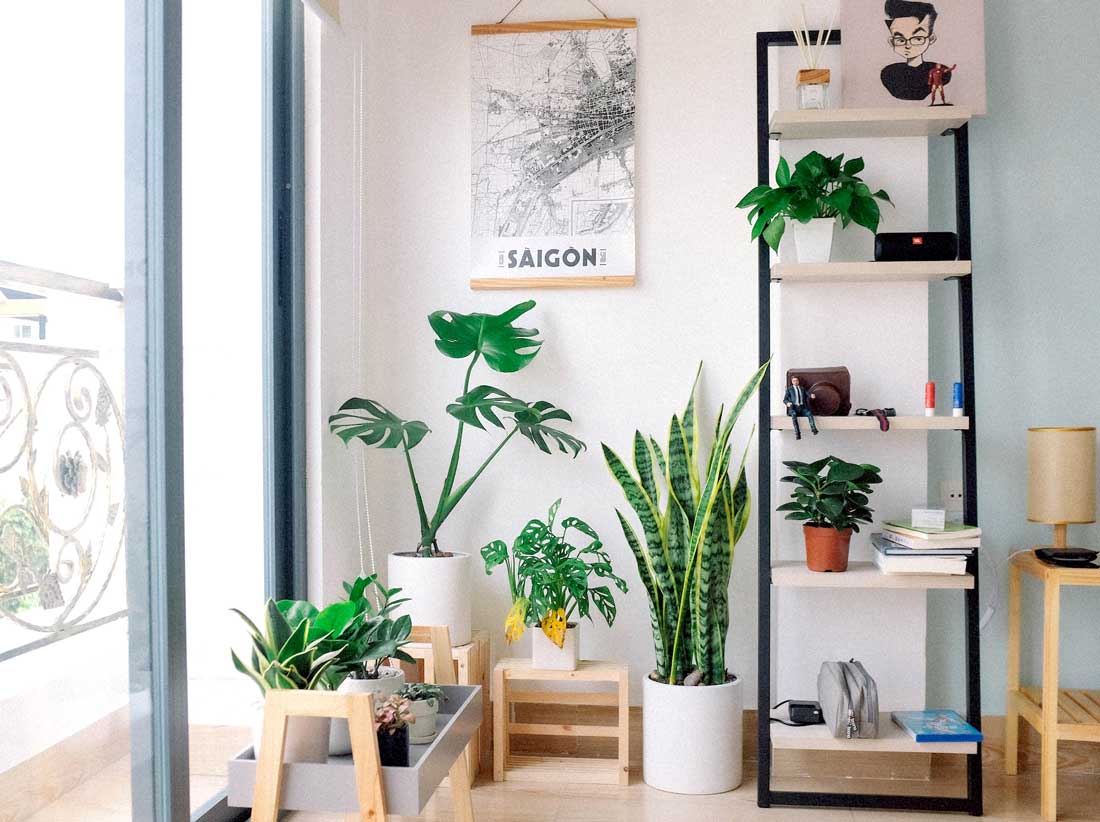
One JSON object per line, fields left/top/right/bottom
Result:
{"left": 754, "top": 30, "right": 982, "bottom": 816}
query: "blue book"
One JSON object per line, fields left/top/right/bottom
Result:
{"left": 891, "top": 711, "right": 983, "bottom": 743}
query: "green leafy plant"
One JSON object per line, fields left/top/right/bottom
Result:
{"left": 330, "top": 301, "right": 584, "bottom": 558}
{"left": 276, "top": 574, "right": 415, "bottom": 687}
{"left": 736, "top": 151, "right": 893, "bottom": 251}
{"left": 481, "top": 500, "right": 628, "bottom": 648}
{"left": 603, "top": 362, "right": 767, "bottom": 686}
{"left": 777, "top": 457, "right": 883, "bottom": 531}
{"left": 230, "top": 599, "right": 345, "bottom": 694}
{"left": 397, "top": 682, "right": 446, "bottom": 704}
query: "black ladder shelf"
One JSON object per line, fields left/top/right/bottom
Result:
{"left": 754, "top": 30, "right": 982, "bottom": 816}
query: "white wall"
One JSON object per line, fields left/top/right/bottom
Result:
{"left": 306, "top": 0, "right": 939, "bottom": 706}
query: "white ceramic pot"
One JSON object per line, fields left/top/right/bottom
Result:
{"left": 642, "top": 674, "right": 743, "bottom": 794}
{"left": 250, "top": 702, "right": 330, "bottom": 763}
{"left": 531, "top": 622, "right": 578, "bottom": 671}
{"left": 792, "top": 217, "right": 836, "bottom": 263}
{"left": 407, "top": 697, "right": 440, "bottom": 744}
{"left": 328, "top": 666, "right": 406, "bottom": 756}
{"left": 388, "top": 551, "right": 472, "bottom": 645}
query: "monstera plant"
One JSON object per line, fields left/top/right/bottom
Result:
{"left": 330, "top": 301, "right": 584, "bottom": 558}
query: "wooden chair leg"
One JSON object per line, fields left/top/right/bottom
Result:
{"left": 1006, "top": 563, "right": 1021, "bottom": 775}
{"left": 492, "top": 665, "right": 506, "bottom": 782}
{"left": 1041, "top": 578, "right": 1061, "bottom": 822}
{"left": 251, "top": 699, "right": 289, "bottom": 822}
{"left": 348, "top": 693, "right": 387, "bottom": 822}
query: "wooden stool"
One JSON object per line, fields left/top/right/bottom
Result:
{"left": 251, "top": 625, "right": 474, "bottom": 822}
{"left": 1006, "top": 550, "right": 1100, "bottom": 821}
{"left": 403, "top": 628, "right": 491, "bottom": 782}
{"left": 493, "top": 658, "right": 629, "bottom": 786}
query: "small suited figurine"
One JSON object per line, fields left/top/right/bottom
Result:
{"left": 784, "top": 376, "right": 819, "bottom": 440}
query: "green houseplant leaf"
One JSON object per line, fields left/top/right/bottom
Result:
{"left": 779, "top": 456, "right": 882, "bottom": 532}
{"left": 428, "top": 300, "right": 541, "bottom": 372}
{"left": 328, "top": 398, "right": 430, "bottom": 449}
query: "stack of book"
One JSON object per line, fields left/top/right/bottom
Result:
{"left": 871, "top": 521, "right": 980, "bottom": 576}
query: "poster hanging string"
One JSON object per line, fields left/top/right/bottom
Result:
{"left": 498, "top": 0, "right": 610, "bottom": 24}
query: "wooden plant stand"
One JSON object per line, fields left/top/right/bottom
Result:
{"left": 1007, "top": 549, "right": 1100, "bottom": 821}
{"left": 404, "top": 628, "right": 491, "bottom": 781}
{"left": 492, "top": 658, "right": 629, "bottom": 786}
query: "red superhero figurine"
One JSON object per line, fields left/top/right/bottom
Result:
{"left": 928, "top": 62, "right": 956, "bottom": 106}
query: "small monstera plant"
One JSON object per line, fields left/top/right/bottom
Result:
{"left": 330, "top": 301, "right": 584, "bottom": 557}
{"left": 480, "top": 500, "right": 628, "bottom": 647}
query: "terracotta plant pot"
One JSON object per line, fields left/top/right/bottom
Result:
{"left": 803, "top": 525, "right": 852, "bottom": 572}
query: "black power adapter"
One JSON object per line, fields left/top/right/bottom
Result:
{"left": 771, "top": 699, "right": 824, "bottom": 727}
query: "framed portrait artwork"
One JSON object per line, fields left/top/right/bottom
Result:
{"left": 842, "top": 0, "right": 986, "bottom": 114}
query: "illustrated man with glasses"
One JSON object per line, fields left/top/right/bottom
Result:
{"left": 880, "top": 0, "right": 956, "bottom": 104}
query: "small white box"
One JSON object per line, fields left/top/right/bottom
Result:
{"left": 912, "top": 508, "right": 947, "bottom": 530}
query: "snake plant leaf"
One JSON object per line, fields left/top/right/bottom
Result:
{"left": 480, "top": 539, "right": 508, "bottom": 571}
{"left": 667, "top": 415, "right": 695, "bottom": 526}
{"left": 329, "top": 398, "right": 430, "bottom": 450}
{"left": 514, "top": 401, "right": 585, "bottom": 456}
{"left": 633, "top": 431, "right": 658, "bottom": 506}
{"left": 265, "top": 599, "right": 294, "bottom": 656}
{"left": 446, "top": 385, "right": 528, "bottom": 430}
{"left": 427, "top": 301, "right": 542, "bottom": 372}
{"left": 231, "top": 649, "right": 269, "bottom": 696}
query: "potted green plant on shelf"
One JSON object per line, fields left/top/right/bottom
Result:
{"left": 230, "top": 599, "right": 345, "bottom": 763}
{"left": 330, "top": 301, "right": 584, "bottom": 645}
{"left": 481, "top": 500, "right": 628, "bottom": 672}
{"left": 603, "top": 362, "right": 767, "bottom": 794}
{"left": 374, "top": 694, "right": 414, "bottom": 767}
{"left": 778, "top": 456, "right": 883, "bottom": 572}
{"left": 736, "top": 151, "right": 892, "bottom": 263}
{"left": 276, "top": 574, "right": 416, "bottom": 755}
{"left": 397, "top": 682, "right": 447, "bottom": 744}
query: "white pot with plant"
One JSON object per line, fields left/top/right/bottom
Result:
{"left": 276, "top": 574, "right": 417, "bottom": 756}
{"left": 398, "top": 683, "right": 447, "bottom": 744}
{"left": 330, "top": 301, "right": 585, "bottom": 647}
{"left": 604, "top": 362, "right": 768, "bottom": 794}
{"left": 231, "top": 600, "right": 344, "bottom": 764}
{"left": 736, "top": 152, "right": 893, "bottom": 264}
{"left": 481, "top": 500, "right": 628, "bottom": 673}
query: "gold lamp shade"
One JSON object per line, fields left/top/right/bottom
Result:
{"left": 1028, "top": 426, "right": 1097, "bottom": 548}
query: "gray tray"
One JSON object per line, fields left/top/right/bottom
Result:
{"left": 227, "top": 684, "right": 481, "bottom": 816}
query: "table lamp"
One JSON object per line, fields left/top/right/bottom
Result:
{"left": 1028, "top": 426, "right": 1097, "bottom": 549}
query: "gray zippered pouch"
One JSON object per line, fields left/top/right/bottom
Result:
{"left": 817, "top": 659, "right": 879, "bottom": 739}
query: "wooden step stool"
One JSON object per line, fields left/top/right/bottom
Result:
{"left": 492, "top": 658, "right": 629, "bottom": 786}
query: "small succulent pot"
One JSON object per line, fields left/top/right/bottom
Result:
{"left": 329, "top": 666, "right": 406, "bottom": 755}
{"left": 804, "top": 524, "right": 852, "bottom": 572}
{"left": 377, "top": 725, "right": 410, "bottom": 767}
{"left": 407, "top": 698, "right": 440, "bottom": 744}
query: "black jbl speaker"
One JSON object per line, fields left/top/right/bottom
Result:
{"left": 874, "top": 232, "right": 958, "bottom": 262}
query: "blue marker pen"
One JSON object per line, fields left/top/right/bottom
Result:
{"left": 952, "top": 382, "right": 964, "bottom": 417}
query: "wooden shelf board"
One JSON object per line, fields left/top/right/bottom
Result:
{"left": 1011, "top": 688, "right": 1100, "bottom": 742}
{"left": 771, "top": 415, "right": 969, "bottom": 431}
{"left": 772, "top": 561, "right": 974, "bottom": 590}
{"left": 770, "top": 711, "right": 977, "bottom": 754}
{"left": 769, "top": 106, "right": 972, "bottom": 140}
{"left": 503, "top": 755, "right": 624, "bottom": 784}
{"left": 771, "top": 260, "right": 971, "bottom": 284}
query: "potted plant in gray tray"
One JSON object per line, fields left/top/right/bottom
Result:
{"left": 375, "top": 694, "right": 414, "bottom": 767}
{"left": 329, "top": 301, "right": 584, "bottom": 646}
{"left": 397, "top": 683, "right": 447, "bottom": 744}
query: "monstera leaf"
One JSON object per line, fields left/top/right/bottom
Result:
{"left": 328, "top": 398, "right": 430, "bottom": 450}
{"left": 446, "top": 385, "right": 528, "bottom": 430}
{"left": 428, "top": 301, "right": 542, "bottom": 373}
{"left": 514, "top": 401, "right": 586, "bottom": 457}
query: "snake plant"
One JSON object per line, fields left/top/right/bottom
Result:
{"left": 230, "top": 599, "right": 345, "bottom": 694}
{"left": 329, "top": 301, "right": 584, "bottom": 557}
{"left": 602, "top": 362, "right": 767, "bottom": 686}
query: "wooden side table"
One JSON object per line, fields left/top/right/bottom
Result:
{"left": 1006, "top": 550, "right": 1100, "bottom": 821}
{"left": 493, "top": 658, "right": 629, "bottom": 786}
{"left": 404, "top": 628, "right": 491, "bottom": 781}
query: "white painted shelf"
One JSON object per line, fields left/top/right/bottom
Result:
{"left": 770, "top": 711, "right": 978, "bottom": 754}
{"left": 769, "top": 106, "right": 972, "bottom": 140}
{"left": 771, "top": 415, "right": 969, "bottom": 431}
{"left": 771, "top": 260, "right": 971, "bottom": 284}
{"left": 771, "top": 561, "right": 974, "bottom": 591}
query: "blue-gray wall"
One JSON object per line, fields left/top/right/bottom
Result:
{"left": 928, "top": 1, "right": 1100, "bottom": 714}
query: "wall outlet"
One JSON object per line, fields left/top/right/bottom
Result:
{"left": 940, "top": 480, "right": 964, "bottom": 517}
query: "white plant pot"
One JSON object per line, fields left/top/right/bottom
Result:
{"left": 328, "top": 666, "right": 406, "bottom": 756}
{"left": 530, "top": 623, "right": 578, "bottom": 671}
{"left": 792, "top": 217, "right": 836, "bottom": 263}
{"left": 407, "top": 698, "right": 440, "bottom": 744}
{"left": 642, "top": 674, "right": 743, "bottom": 794}
{"left": 250, "top": 702, "right": 330, "bottom": 763}
{"left": 388, "top": 551, "right": 471, "bottom": 645}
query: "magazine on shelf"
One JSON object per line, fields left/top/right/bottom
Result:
{"left": 878, "top": 530, "right": 981, "bottom": 550}
{"left": 872, "top": 533, "right": 976, "bottom": 557}
{"left": 883, "top": 521, "right": 982, "bottom": 540}
{"left": 872, "top": 546, "right": 968, "bottom": 575}
{"left": 891, "top": 710, "right": 983, "bottom": 743}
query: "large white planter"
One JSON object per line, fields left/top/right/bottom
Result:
{"left": 792, "top": 217, "right": 836, "bottom": 263}
{"left": 531, "top": 623, "right": 578, "bottom": 671}
{"left": 388, "top": 552, "right": 471, "bottom": 645}
{"left": 407, "top": 698, "right": 440, "bottom": 744}
{"left": 328, "top": 666, "right": 406, "bottom": 756}
{"left": 642, "top": 675, "right": 743, "bottom": 794}
{"left": 250, "top": 703, "right": 330, "bottom": 763}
